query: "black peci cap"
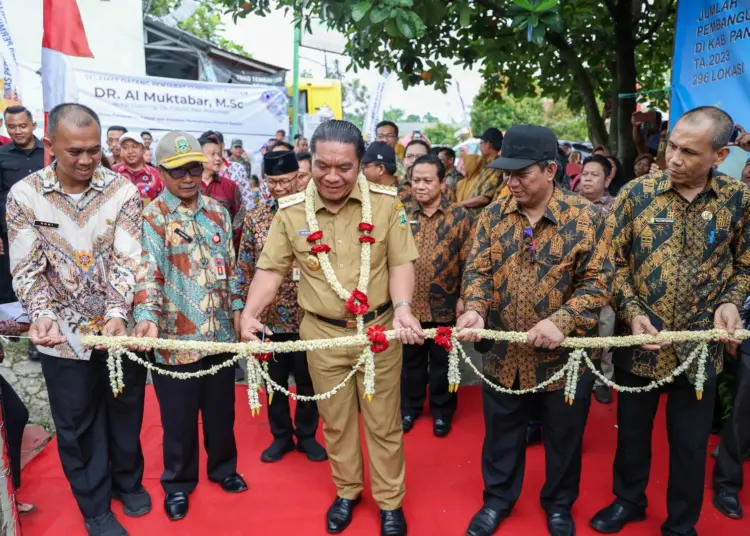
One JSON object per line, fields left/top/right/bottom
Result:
{"left": 488, "top": 125, "right": 558, "bottom": 171}
{"left": 480, "top": 128, "right": 504, "bottom": 148}
{"left": 264, "top": 150, "right": 299, "bottom": 176}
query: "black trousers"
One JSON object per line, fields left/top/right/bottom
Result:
{"left": 0, "top": 231, "right": 14, "bottom": 304}
{"left": 152, "top": 353, "right": 237, "bottom": 494}
{"left": 0, "top": 374, "right": 29, "bottom": 489}
{"left": 714, "top": 342, "right": 750, "bottom": 494}
{"left": 481, "top": 376, "right": 593, "bottom": 515}
{"left": 266, "top": 333, "right": 319, "bottom": 442}
{"left": 40, "top": 350, "right": 147, "bottom": 518}
{"left": 613, "top": 367, "right": 716, "bottom": 536}
{"left": 401, "top": 322, "right": 457, "bottom": 421}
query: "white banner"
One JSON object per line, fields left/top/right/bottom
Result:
{"left": 0, "top": 2, "right": 21, "bottom": 108}
{"left": 363, "top": 71, "right": 390, "bottom": 142}
{"left": 74, "top": 69, "right": 289, "bottom": 151}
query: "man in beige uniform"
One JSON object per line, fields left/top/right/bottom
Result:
{"left": 241, "top": 120, "right": 421, "bottom": 536}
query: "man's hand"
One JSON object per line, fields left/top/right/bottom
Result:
{"left": 97, "top": 318, "right": 127, "bottom": 350}
{"left": 714, "top": 303, "right": 743, "bottom": 356}
{"left": 240, "top": 312, "right": 272, "bottom": 342}
{"left": 132, "top": 320, "right": 158, "bottom": 352}
{"left": 526, "top": 319, "right": 565, "bottom": 350}
{"left": 393, "top": 306, "right": 424, "bottom": 345}
{"left": 649, "top": 162, "right": 661, "bottom": 174}
{"left": 631, "top": 315, "right": 667, "bottom": 350}
{"left": 233, "top": 311, "right": 242, "bottom": 342}
{"left": 28, "top": 318, "right": 66, "bottom": 348}
{"left": 733, "top": 125, "right": 750, "bottom": 151}
{"left": 456, "top": 310, "right": 485, "bottom": 342}
{"left": 456, "top": 298, "right": 466, "bottom": 319}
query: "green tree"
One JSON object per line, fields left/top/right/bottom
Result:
{"left": 405, "top": 114, "right": 422, "bottom": 122}
{"left": 422, "top": 112, "right": 438, "bottom": 123}
{"left": 220, "top": 0, "right": 676, "bottom": 177}
{"left": 423, "top": 122, "right": 459, "bottom": 146}
{"left": 383, "top": 108, "right": 406, "bottom": 122}
{"left": 149, "top": 0, "right": 253, "bottom": 58}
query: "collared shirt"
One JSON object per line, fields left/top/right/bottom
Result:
{"left": 229, "top": 155, "right": 252, "bottom": 177}
{"left": 611, "top": 171, "right": 750, "bottom": 381}
{"left": 258, "top": 182, "right": 419, "bottom": 320}
{"left": 463, "top": 188, "right": 613, "bottom": 390}
{"left": 593, "top": 193, "right": 615, "bottom": 215}
{"left": 445, "top": 167, "right": 464, "bottom": 192}
{"left": 222, "top": 162, "right": 254, "bottom": 212}
{"left": 201, "top": 173, "right": 242, "bottom": 224}
{"left": 236, "top": 199, "right": 303, "bottom": 333}
{"left": 7, "top": 164, "right": 142, "bottom": 360}
{"left": 408, "top": 198, "right": 472, "bottom": 323}
{"left": 133, "top": 190, "right": 243, "bottom": 365}
{"left": 0, "top": 138, "right": 45, "bottom": 232}
{"left": 112, "top": 163, "right": 164, "bottom": 203}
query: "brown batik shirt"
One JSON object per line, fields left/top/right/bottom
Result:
{"left": 463, "top": 187, "right": 613, "bottom": 391}
{"left": 611, "top": 171, "right": 750, "bottom": 382}
{"left": 407, "top": 197, "right": 472, "bottom": 323}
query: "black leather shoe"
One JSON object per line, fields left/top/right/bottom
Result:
{"left": 589, "top": 501, "right": 646, "bottom": 533}
{"left": 326, "top": 496, "right": 361, "bottom": 534}
{"left": 164, "top": 492, "right": 188, "bottom": 521}
{"left": 261, "top": 438, "right": 296, "bottom": 462}
{"left": 466, "top": 506, "right": 507, "bottom": 536}
{"left": 380, "top": 507, "right": 407, "bottom": 536}
{"left": 297, "top": 438, "right": 328, "bottom": 462}
{"left": 402, "top": 415, "right": 416, "bottom": 433}
{"left": 433, "top": 419, "right": 451, "bottom": 437}
{"left": 112, "top": 485, "right": 152, "bottom": 517}
{"left": 594, "top": 385, "right": 612, "bottom": 404}
{"left": 713, "top": 489, "right": 743, "bottom": 519}
{"left": 218, "top": 473, "right": 248, "bottom": 493}
{"left": 547, "top": 512, "right": 575, "bottom": 536}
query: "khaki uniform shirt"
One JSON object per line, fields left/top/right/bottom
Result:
{"left": 257, "top": 182, "right": 419, "bottom": 320}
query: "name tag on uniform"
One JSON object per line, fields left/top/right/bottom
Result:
{"left": 649, "top": 218, "right": 675, "bottom": 224}
{"left": 175, "top": 228, "right": 193, "bottom": 243}
{"left": 214, "top": 257, "right": 227, "bottom": 280}
{"left": 298, "top": 230, "right": 311, "bottom": 237}
{"left": 34, "top": 220, "right": 58, "bottom": 229}
{"left": 292, "top": 260, "right": 301, "bottom": 281}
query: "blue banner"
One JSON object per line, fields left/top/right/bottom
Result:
{"left": 671, "top": 0, "right": 750, "bottom": 128}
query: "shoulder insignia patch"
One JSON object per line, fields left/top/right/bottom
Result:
{"left": 368, "top": 183, "right": 398, "bottom": 196}
{"left": 278, "top": 191, "right": 306, "bottom": 209}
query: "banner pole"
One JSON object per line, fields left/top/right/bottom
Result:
{"left": 43, "top": 112, "right": 51, "bottom": 167}
{"left": 291, "top": 11, "right": 301, "bottom": 139}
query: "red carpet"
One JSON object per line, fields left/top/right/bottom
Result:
{"left": 18, "top": 386, "right": 749, "bottom": 535}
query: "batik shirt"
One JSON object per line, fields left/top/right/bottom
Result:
{"left": 593, "top": 193, "right": 615, "bottom": 215}
{"left": 407, "top": 198, "right": 472, "bottom": 323}
{"left": 229, "top": 155, "right": 252, "bottom": 177}
{"left": 445, "top": 168, "right": 464, "bottom": 192}
{"left": 7, "top": 164, "right": 142, "bottom": 360}
{"left": 236, "top": 199, "right": 303, "bottom": 333}
{"left": 133, "top": 190, "right": 244, "bottom": 365}
{"left": 463, "top": 188, "right": 613, "bottom": 391}
{"left": 611, "top": 171, "right": 750, "bottom": 382}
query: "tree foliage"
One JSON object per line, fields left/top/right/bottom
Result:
{"left": 423, "top": 123, "right": 460, "bottom": 146}
{"left": 149, "top": 0, "right": 253, "bottom": 58}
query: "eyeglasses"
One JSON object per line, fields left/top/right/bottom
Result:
{"left": 163, "top": 165, "right": 203, "bottom": 179}
{"left": 376, "top": 133, "right": 397, "bottom": 141}
{"left": 266, "top": 176, "right": 298, "bottom": 188}
{"left": 523, "top": 227, "right": 536, "bottom": 264}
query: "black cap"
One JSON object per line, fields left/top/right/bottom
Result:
{"left": 362, "top": 141, "right": 396, "bottom": 166}
{"left": 264, "top": 150, "right": 299, "bottom": 176}
{"left": 488, "top": 125, "right": 558, "bottom": 171}
{"left": 480, "top": 128, "right": 504, "bottom": 148}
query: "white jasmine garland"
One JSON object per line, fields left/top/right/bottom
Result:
{"left": 447, "top": 334, "right": 462, "bottom": 392}
{"left": 363, "top": 347, "right": 376, "bottom": 400}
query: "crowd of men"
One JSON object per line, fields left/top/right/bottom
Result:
{"left": 0, "top": 101, "right": 749, "bottom": 536}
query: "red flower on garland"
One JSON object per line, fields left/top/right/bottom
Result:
{"left": 367, "top": 324, "right": 390, "bottom": 353}
{"left": 346, "top": 289, "right": 369, "bottom": 316}
{"left": 311, "top": 244, "right": 331, "bottom": 255}
{"left": 359, "top": 235, "right": 376, "bottom": 244}
{"left": 254, "top": 353, "right": 272, "bottom": 362}
{"left": 306, "top": 230, "right": 324, "bottom": 243}
{"left": 434, "top": 327, "right": 453, "bottom": 352}
{"left": 358, "top": 222, "right": 375, "bottom": 232}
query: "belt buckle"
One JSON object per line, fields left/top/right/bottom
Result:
{"left": 346, "top": 319, "right": 357, "bottom": 329}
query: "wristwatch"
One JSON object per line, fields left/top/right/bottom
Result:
{"left": 393, "top": 300, "right": 411, "bottom": 310}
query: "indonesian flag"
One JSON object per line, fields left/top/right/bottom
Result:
{"left": 41, "top": 0, "right": 93, "bottom": 112}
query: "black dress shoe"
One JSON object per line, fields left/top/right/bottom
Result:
{"left": 466, "top": 506, "right": 507, "bottom": 536}
{"left": 402, "top": 415, "right": 416, "bottom": 433}
{"left": 326, "top": 496, "right": 361, "bottom": 534}
{"left": 380, "top": 507, "right": 407, "bottom": 536}
{"left": 713, "top": 489, "right": 743, "bottom": 519}
{"left": 297, "top": 438, "right": 328, "bottom": 462}
{"left": 261, "top": 438, "right": 296, "bottom": 462}
{"left": 594, "top": 384, "right": 612, "bottom": 404}
{"left": 164, "top": 492, "right": 188, "bottom": 521}
{"left": 433, "top": 419, "right": 451, "bottom": 437}
{"left": 547, "top": 512, "right": 575, "bottom": 536}
{"left": 589, "top": 501, "right": 646, "bottom": 533}
{"left": 218, "top": 473, "right": 248, "bottom": 493}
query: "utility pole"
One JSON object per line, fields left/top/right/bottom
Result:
{"left": 291, "top": 12, "right": 301, "bottom": 139}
